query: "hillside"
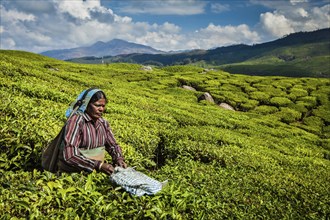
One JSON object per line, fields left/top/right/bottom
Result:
{"left": 220, "top": 42, "right": 330, "bottom": 77}
{"left": 69, "top": 28, "right": 330, "bottom": 78}
{"left": 0, "top": 50, "right": 329, "bottom": 219}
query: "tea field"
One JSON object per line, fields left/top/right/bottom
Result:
{"left": 0, "top": 50, "right": 329, "bottom": 219}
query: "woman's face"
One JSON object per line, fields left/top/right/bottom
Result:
{"left": 86, "top": 98, "right": 106, "bottom": 120}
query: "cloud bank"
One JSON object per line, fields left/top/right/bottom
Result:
{"left": 0, "top": 0, "right": 329, "bottom": 53}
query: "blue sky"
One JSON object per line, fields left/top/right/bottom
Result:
{"left": 0, "top": 0, "right": 329, "bottom": 53}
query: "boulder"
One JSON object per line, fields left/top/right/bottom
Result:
{"left": 198, "top": 92, "right": 214, "bottom": 103}
{"left": 140, "top": 65, "right": 152, "bottom": 71}
{"left": 182, "top": 85, "right": 196, "bottom": 91}
{"left": 219, "top": 103, "right": 235, "bottom": 111}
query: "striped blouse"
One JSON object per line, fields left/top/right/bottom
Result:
{"left": 63, "top": 112, "right": 124, "bottom": 172}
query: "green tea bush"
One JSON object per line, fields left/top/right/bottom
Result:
{"left": 287, "top": 102, "right": 308, "bottom": 115}
{"left": 249, "top": 91, "right": 271, "bottom": 103}
{"left": 217, "top": 90, "right": 249, "bottom": 108}
{"left": 297, "top": 96, "right": 318, "bottom": 109}
{"left": 269, "top": 97, "right": 293, "bottom": 107}
{"left": 162, "top": 65, "right": 203, "bottom": 73}
{"left": 273, "top": 80, "right": 292, "bottom": 90}
{"left": 242, "top": 84, "right": 258, "bottom": 93}
{"left": 290, "top": 87, "right": 308, "bottom": 97}
{"left": 311, "top": 92, "right": 329, "bottom": 106}
{"left": 252, "top": 105, "right": 279, "bottom": 115}
{"left": 274, "top": 107, "right": 302, "bottom": 123}
{"left": 240, "top": 99, "right": 259, "bottom": 111}
{"left": 254, "top": 84, "right": 287, "bottom": 98}
{"left": 322, "top": 126, "right": 330, "bottom": 139}
{"left": 219, "top": 83, "right": 242, "bottom": 93}
{"left": 313, "top": 105, "right": 330, "bottom": 123}
{"left": 287, "top": 93, "right": 297, "bottom": 102}
{"left": 303, "top": 116, "right": 324, "bottom": 133}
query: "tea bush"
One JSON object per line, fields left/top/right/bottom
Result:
{"left": 248, "top": 91, "right": 271, "bottom": 103}
{"left": 290, "top": 87, "right": 308, "bottom": 97}
{"left": 297, "top": 96, "right": 318, "bottom": 109}
{"left": 269, "top": 97, "right": 293, "bottom": 107}
{"left": 0, "top": 50, "right": 329, "bottom": 219}
{"left": 274, "top": 107, "right": 302, "bottom": 123}
{"left": 252, "top": 105, "right": 279, "bottom": 115}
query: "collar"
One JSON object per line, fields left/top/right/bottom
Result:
{"left": 82, "top": 112, "right": 104, "bottom": 128}
{"left": 82, "top": 112, "right": 93, "bottom": 122}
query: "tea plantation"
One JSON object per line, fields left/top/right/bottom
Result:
{"left": 0, "top": 50, "right": 329, "bottom": 219}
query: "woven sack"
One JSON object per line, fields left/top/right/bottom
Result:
{"left": 41, "top": 126, "right": 65, "bottom": 173}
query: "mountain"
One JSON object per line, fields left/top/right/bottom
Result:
{"left": 69, "top": 28, "right": 330, "bottom": 77}
{"left": 40, "top": 39, "right": 163, "bottom": 60}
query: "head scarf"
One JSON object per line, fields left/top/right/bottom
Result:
{"left": 65, "top": 88, "right": 102, "bottom": 118}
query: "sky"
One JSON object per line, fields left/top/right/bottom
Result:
{"left": 0, "top": 0, "right": 329, "bottom": 53}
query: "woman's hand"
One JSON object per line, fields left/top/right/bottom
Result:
{"left": 116, "top": 159, "right": 127, "bottom": 168}
{"left": 100, "top": 162, "right": 114, "bottom": 175}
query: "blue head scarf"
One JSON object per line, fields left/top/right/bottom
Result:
{"left": 65, "top": 88, "right": 102, "bottom": 118}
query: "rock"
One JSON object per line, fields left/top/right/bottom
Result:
{"left": 198, "top": 92, "right": 214, "bottom": 103}
{"left": 44, "top": 64, "right": 59, "bottom": 71}
{"left": 219, "top": 103, "right": 235, "bottom": 111}
{"left": 140, "top": 65, "right": 152, "bottom": 71}
{"left": 182, "top": 85, "right": 196, "bottom": 91}
{"left": 200, "top": 68, "right": 215, "bottom": 73}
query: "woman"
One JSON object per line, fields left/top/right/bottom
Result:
{"left": 58, "top": 88, "right": 127, "bottom": 175}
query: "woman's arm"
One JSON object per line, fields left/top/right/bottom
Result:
{"left": 103, "top": 120, "right": 127, "bottom": 167}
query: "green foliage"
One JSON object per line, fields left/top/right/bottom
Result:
{"left": 269, "top": 97, "right": 293, "bottom": 107}
{"left": 303, "top": 116, "right": 324, "bottom": 133}
{"left": 313, "top": 105, "right": 330, "bottom": 123}
{"left": 0, "top": 50, "right": 329, "bottom": 219}
{"left": 297, "top": 96, "right": 318, "bottom": 109}
{"left": 252, "top": 105, "right": 279, "bottom": 115}
{"left": 240, "top": 99, "right": 259, "bottom": 111}
{"left": 274, "top": 107, "right": 302, "bottom": 123}
{"left": 249, "top": 91, "right": 271, "bottom": 103}
{"left": 290, "top": 87, "right": 308, "bottom": 97}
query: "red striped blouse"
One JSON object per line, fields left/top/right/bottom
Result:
{"left": 63, "top": 112, "right": 124, "bottom": 172}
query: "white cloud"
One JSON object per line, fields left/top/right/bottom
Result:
{"left": 255, "top": 0, "right": 330, "bottom": 39}
{"left": 117, "top": 0, "right": 206, "bottom": 15}
{"left": 294, "top": 8, "right": 308, "bottom": 18}
{"left": 1, "top": 38, "right": 16, "bottom": 48}
{"left": 135, "top": 31, "right": 184, "bottom": 50}
{"left": 311, "top": 4, "right": 330, "bottom": 26}
{"left": 0, "top": 0, "right": 120, "bottom": 52}
{"left": 126, "top": 22, "right": 261, "bottom": 51}
{"left": 210, "top": 3, "right": 230, "bottom": 13}
{"left": 290, "top": 0, "right": 308, "bottom": 6}
{"left": 158, "top": 22, "right": 181, "bottom": 34}
{"left": 260, "top": 12, "right": 295, "bottom": 38}
{"left": 55, "top": 0, "right": 115, "bottom": 23}
{"left": 0, "top": 0, "right": 190, "bottom": 52}
{"left": 0, "top": 5, "right": 35, "bottom": 23}
{"left": 120, "top": 22, "right": 183, "bottom": 51}
{"left": 191, "top": 23, "right": 261, "bottom": 49}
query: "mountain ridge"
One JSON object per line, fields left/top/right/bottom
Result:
{"left": 40, "top": 39, "right": 164, "bottom": 60}
{"left": 68, "top": 28, "right": 330, "bottom": 77}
